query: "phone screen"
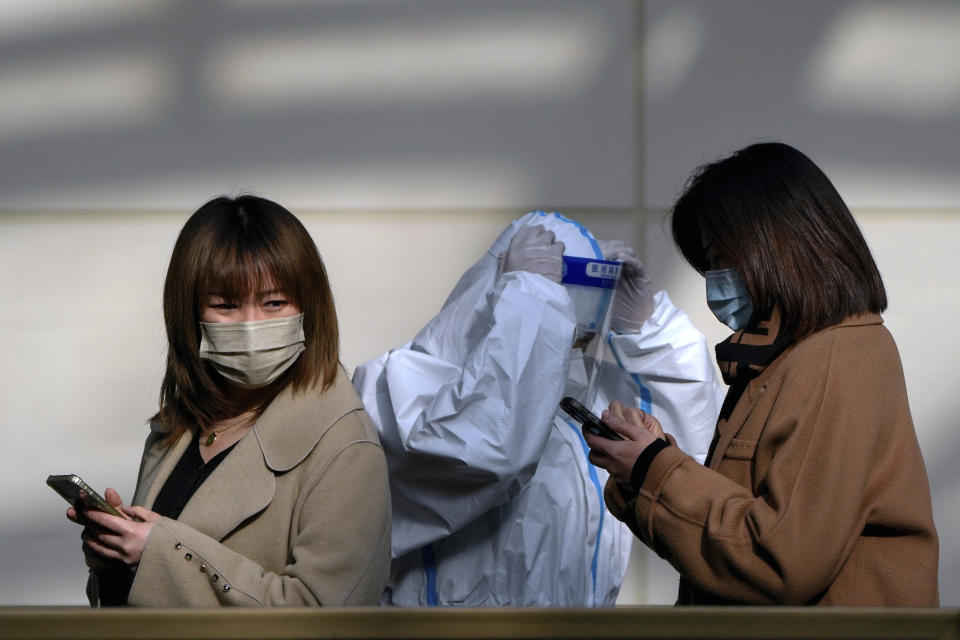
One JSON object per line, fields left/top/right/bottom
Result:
{"left": 559, "top": 397, "right": 623, "bottom": 441}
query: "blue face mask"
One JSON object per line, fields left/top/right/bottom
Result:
{"left": 706, "top": 268, "right": 753, "bottom": 331}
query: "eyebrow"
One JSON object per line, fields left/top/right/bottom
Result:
{"left": 204, "top": 289, "right": 285, "bottom": 299}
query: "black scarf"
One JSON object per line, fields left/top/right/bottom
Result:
{"left": 704, "top": 307, "right": 792, "bottom": 466}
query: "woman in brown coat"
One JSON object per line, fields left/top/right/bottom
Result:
{"left": 586, "top": 142, "right": 938, "bottom": 606}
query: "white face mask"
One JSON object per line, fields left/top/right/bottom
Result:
{"left": 199, "top": 313, "right": 306, "bottom": 389}
{"left": 706, "top": 268, "right": 754, "bottom": 331}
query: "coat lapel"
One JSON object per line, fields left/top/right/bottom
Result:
{"left": 707, "top": 378, "right": 766, "bottom": 470}
{"left": 254, "top": 367, "right": 363, "bottom": 472}
{"left": 707, "top": 314, "right": 883, "bottom": 469}
{"left": 132, "top": 414, "right": 275, "bottom": 543}
{"left": 176, "top": 430, "right": 276, "bottom": 542}
{"left": 136, "top": 366, "right": 362, "bottom": 541}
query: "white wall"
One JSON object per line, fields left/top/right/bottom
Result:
{"left": 1, "top": 0, "right": 958, "bottom": 606}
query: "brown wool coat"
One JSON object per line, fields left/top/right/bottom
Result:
{"left": 606, "top": 315, "right": 939, "bottom": 606}
{"left": 111, "top": 367, "right": 390, "bottom": 606}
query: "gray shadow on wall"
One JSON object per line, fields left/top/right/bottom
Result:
{"left": 0, "top": 0, "right": 637, "bottom": 211}
{"left": 642, "top": 0, "right": 960, "bottom": 210}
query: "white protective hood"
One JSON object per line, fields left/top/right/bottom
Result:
{"left": 353, "top": 210, "right": 725, "bottom": 607}
{"left": 415, "top": 210, "right": 613, "bottom": 408}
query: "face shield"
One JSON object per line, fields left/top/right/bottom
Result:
{"left": 488, "top": 211, "right": 622, "bottom": 408}
{"left": 561, "top": 254, "right": 621, "bottom": 409}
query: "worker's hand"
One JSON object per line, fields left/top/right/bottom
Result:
{"left": 599, "top": 242, "right": 653, "bottom": 333}
{"left": 500, "top": 225, "right": 565, "bottom": 284}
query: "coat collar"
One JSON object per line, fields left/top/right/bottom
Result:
{"left": 253, "top": 366, "right": 363, "bottom": 472}
{"left": 829, "top": 313, "right": 883, "bottom": 330}
{"left": 708, "top": 314, "right": 883, "bottom": 469}
{"left": 137, "top": 365, "right": 361, "bottom": 541}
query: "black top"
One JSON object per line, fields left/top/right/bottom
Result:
{"left": 95, "top": 431, "right": 237, "bottom": 606}
{"left": 152, "top": 430, "right": 237, "bottom": 518}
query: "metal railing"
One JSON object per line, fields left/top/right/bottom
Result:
{"left": 1, "top": 606, "right": 957, "bottom": 640}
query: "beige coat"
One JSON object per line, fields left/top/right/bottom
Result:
{"left": 116, "top": 367, "right": 390, "bottom": 606}
{"left": 606, "top": 315, "right": 939, "bottom": 606}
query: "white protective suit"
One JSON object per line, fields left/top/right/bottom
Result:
{"left": 353, "top": 212, "right": 724, "bottom": 606}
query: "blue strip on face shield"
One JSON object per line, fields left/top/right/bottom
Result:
{"left": 562, "top": 256, "right": 621, "bottom": 409}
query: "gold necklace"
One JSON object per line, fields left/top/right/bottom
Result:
{"left": 202, "top": 419, "right": 247, "bottom": 446}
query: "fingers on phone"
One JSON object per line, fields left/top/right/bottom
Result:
{"left": 84, "top": 508, "right": 122, "bottom": 532}
{"left": 637, "top": 410, "right": 665, "bottom": 438}
{"left": 84, "top": 537, "right": 111, "bottom": 559}
{"left": 608, "top": 400, "right": 626, "bottom": 419}
{"left": 623, "top": 407, "right": 645, "bottom": 426}
{"left": 68, "top": 505, "right": 93, "bottom": 525}
{"left": 123, "top": 505, "right": 148, "bottom": 522}
{"left": 84, "top": 524, "right": 123, "bottom": 556}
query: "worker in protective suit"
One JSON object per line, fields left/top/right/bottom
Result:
{"left": 352, "top": 211, "right": 724, "bottom": 606}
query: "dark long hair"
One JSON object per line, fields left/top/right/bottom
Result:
{"left": 156, "top": 195, "right": 339, "bottom": 443}
{"left": 671, "top": 142, "right": 886, "bottom": 339}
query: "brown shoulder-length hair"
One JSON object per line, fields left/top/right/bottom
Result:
{"left": 155, "top": 195, "right": 339, "bottom": 442}
{"left": 671, "top": 142, "right": 886, "bottom": 340}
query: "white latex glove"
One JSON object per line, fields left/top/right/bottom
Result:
{"left": 601, "top": 242, "right": 653, "bottom": 333}
{"left": 598, "top": 239, "right": 633, "bottom": 261}
{"left": 499, "top": 224, "right": 565, "bottom": 284}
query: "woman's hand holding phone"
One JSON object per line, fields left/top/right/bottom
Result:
{"left": 68, "top": 488, "right": 161, "bottom": 570}
{"left": 585, "top": 400, "right": 666, "bottom": 486}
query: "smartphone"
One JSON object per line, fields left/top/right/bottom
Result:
{"left": 46, "top": 474, "right": 125, "bottom": 518}
{"left": 560, "top": 397, "right": 623, "bottom": 441}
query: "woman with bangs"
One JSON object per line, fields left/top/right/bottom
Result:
{"left": 68, "top": 195, "right": 391, "bottom": 607}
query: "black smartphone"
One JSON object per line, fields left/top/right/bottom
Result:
{"left": 560, "top": 397, "right": 623, "bottom": 441}
{"left": 47, "top": 474, "right": 126, "bottom": 518}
